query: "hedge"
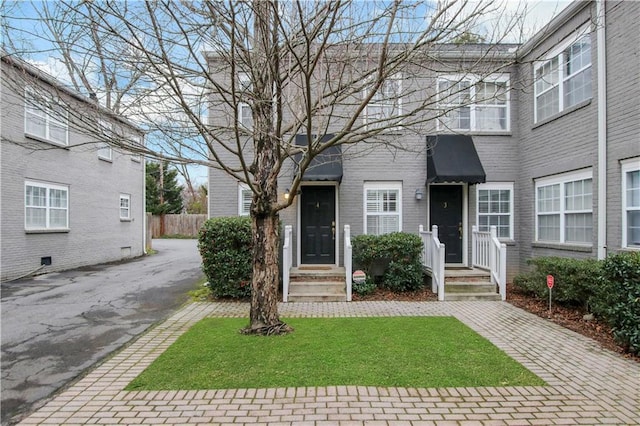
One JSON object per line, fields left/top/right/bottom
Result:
{"left": 197, "top": 216, "right": 252, "bottom": 299}
{"left": 352, "top": 232, "right": 424, "bottom": 292}
{"left": 512, "top": 256, "right": 602, "bottom": 308}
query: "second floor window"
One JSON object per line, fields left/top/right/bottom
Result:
{"left": 24, "top": 88, "right": 69, "bottom": 146}
{"left": 237, "top": 73, "right": 253, "bottom": 130}
{"left": 437, "top": 75, "right": 509, "bottom": 132}
{"left": 534, "top": 30, "right": 592, "bottom": 123}
{"left": 364, "top": 74, "right": 402, "bottom": 129}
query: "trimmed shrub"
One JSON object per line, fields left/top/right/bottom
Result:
{"left": 591, "top": 252, "right": 640, "bottom": 354}
{"left": 352, "top": 232, "right": 424, "bottom": 292}
{"left": 198, "top": 216, "right": 252, "bottom": 299}
{"left": 352, "top": 278, "right": 377, "bottom": 296}
{"left": 512, "top": 256, "right": 602, "bottom": 308}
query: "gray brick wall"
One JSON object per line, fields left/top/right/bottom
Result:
{"left": 1, "top": 61, "right": 145, "bottom": 281}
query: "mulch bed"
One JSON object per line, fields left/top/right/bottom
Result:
{"left": 354, "top": 284, "right": 639, "bottom": 363}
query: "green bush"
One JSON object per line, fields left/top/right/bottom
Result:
{"left": 197, "top": 216, "right": 252, "bottom": 299}
{"left": 591, "top": 252, "right": 640, "bottom": 354}
{"left": 512, "top": 256, "right": 602, "bottom": 308}
{"left": 352, "top": 278, "right": 377, "bottom": 296}
{"left": 352, "top": 232, "right": 424, "bottom": 292}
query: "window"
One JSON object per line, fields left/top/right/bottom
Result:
{"left": 237, "top": 73, "right": 253, "bottom": 129}
{"left": 535, "top": 170, "right": 592, "bottom": 244}
{"left": 238, "top": 183, "right": 252, "bottom": 216}
{"left": 364, "top": 74, "right": 402, "bottom": 129}
{"left": 437, "top": 74, "right": 509, "bottom": 132}
{"left": 98, "top": 120, "right": 113, "bottom": 161}
{"left": 364, "top": 182, "right": 402, "bottom": 235}
{"left": 534, "top": 30, "right": 592, "bottom": 123}
{"left": 120, "top": 194, "right": 131, "bottom": 220}
{"left": 622, "top": 159, "right": 640, "bottom": 248}
{"left": 24, "top": 88, "right": 69, "bottom": 145}
{"left": 25, "top": 181, "right": 69, "bottom": 230}
{"left": 477, "top": 183, "right": 513, "bottom": 239}
{"left": 128, "top": 132, "right": 143, "bottom": 162}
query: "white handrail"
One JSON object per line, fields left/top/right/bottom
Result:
{"left": 472, "top": 225, "right": 507, "bottom": 301}
{"left": 344, "top": 224, "right": 352, "bottom": 301}
{"left": 419, "top": 225, "right": 445, "bottom": 301}
{"left": 282, "top": 225, "right": 292, "bottom": 302}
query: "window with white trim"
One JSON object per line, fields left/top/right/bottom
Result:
{"left": 476, "top": 183, "right": 513, "bottom": 239}
{"left": 437, "top": 74, "right": 510, "bottom": 132}
{"left": 534, "top": 29, "right": 592, "bottom": 123}
{"left": 25, "top": 181, "right": 69, "bottom": 230}
{"left": 97, "top": 120, "right": 113, "bottom": 161}
{"left": 237, "top": 73, "right": 253, "bottom": 129}
{"left": 364, "top": 74, "right": 402, "bottom": 129}
{"left": 535, "top": 170, "right": 592, "bottom": 244}
{"left": 364, "top": 182, "right": 402, "bottom": 235}
{"left": 129, "top": 133, "right": 143, "bottom": 162}
{"left": 120, "top": 194, "right": 131, "bottom": 220}
{"left": 238, "top": 183, "right": 252, "bottom": 216}
{"left": 622, "top": 159, "right": 640, "bottom": 248}
{"left": 24, "top": 88, "right": 69, "bottom": 145}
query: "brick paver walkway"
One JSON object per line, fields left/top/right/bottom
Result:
{"left": 17, "top": 301, "right": 640, "bottom": 425}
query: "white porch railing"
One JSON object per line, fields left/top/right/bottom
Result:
{"left": 282, "top": 225, "right": 293, "bottom": 302}
{"left": 344, "top": 224, "right": 352, "bottom": 301}
{"left": 419, "top": 225, "right": 446, "bottom": 301}
{"left": 472, "top": 225, "right": 507, "bottom": 301}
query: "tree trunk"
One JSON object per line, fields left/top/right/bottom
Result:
{"left": 243, "top": 211, "right": 292, "bottom": 335}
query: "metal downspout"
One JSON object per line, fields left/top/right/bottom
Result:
{"left": 596, "top": 0, "right": 607, "bottom": 260}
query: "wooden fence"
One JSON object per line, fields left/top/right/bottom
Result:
{"left": 149, "top": 214, "right": 208, "bottom": 238}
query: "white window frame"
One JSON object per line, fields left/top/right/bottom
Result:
{"left": 622, "top": 158, "right": 640, "bottom": 249}
{"left": 534, "top": 25, "right": 592, "bottom": 123}
{"left": 363, "top": 73, "right": 403, "bottom": 130}
{"left": 129, "top": 133, "right": 143, "bottom": 162}
{"left": 237, "top": 72, "right": 253, "bottom": 130}
{"left": 24, "top": 180, "right": 69, "bottom": 231}
{"left": 535, "top": 169, "right": 593, "bottom": 244}
{"left": 120, "top": 194, "right": 131, "bottom": 220}
{"left": 238, "top": 183, "right": 252, "bottom": 216}
{"left": 97, "top": 120, "right": 113, "bottom": 161}
{"left": 363, "top": 181, "right": 402, "bottom": 235}
{"left": 476, "top": 182, "right": 514, "bottom": 240}
{"left": 437, "top": 74, "right": 510, "bottom": 133}
{"left": 24, "top": 88, "right": 69, "bottom": 146}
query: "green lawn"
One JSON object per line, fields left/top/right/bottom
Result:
{"left": 126, "top": 317, "right": 544, "bottom": 390}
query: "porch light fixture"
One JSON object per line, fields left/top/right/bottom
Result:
{"left": 415, "top": 188, "right": 424, "bottom": 200}
{"left": 284, "top": 188, "right": 290, "bottom": 201}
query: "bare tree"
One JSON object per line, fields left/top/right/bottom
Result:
{"left": 3, "top": 0, "right": 526, "bottom": 334}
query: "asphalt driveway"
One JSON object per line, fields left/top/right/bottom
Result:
{"left": 1, "top": 239, "right": 204, "bottom": 425}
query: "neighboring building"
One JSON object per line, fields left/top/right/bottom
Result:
{"left": 1, "top": 53, "right": 146, "bottom": 282}
{"left": 207, "top": 0, "right": 639, "bottom": 297}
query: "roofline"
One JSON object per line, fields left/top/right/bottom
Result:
{"left": 1, "top": 51, "right": 143, "bottom": 133}
{"left": 517, "top": 0, "right": 592, "bottom": 58}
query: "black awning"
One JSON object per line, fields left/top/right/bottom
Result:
{"left": 295, "top": 134, "right": 343, "bottom": 182}
{"left": 426, "top": 135, "right": 486, "bottom": 184}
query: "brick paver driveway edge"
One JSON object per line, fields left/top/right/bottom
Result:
{"left": 17, "top": 301, "right": 640, "bottom": 425}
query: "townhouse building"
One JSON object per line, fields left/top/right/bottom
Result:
{"left": 207, "top": 0, "right": 639, "bottom": 301}
{"left": 1, "top": 54, "right": 146, "bottom": 282}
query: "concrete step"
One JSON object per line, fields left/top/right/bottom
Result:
{"left": 289, "top": 281, "right": 345, "bottom": 294}
{"left": 444, "top": 268, "right": 491, "bottom": 283}
{"left": 288, "top": 279, "right": 346, "bottom": 302}
{"left": 287, "top": 293, "right": 347, "bottom": 302}
{"left": 290, "top": 266, "right": 346, "bottom": 282}
{"left": 445, "top": 281, "right": 496, "bottom": 293}
{"left": 444, "top": 292, "right": 502, "bottom": 301}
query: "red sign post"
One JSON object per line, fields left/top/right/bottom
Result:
{"left": 546, "top": 275, "right": 554, "bottom": 316}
